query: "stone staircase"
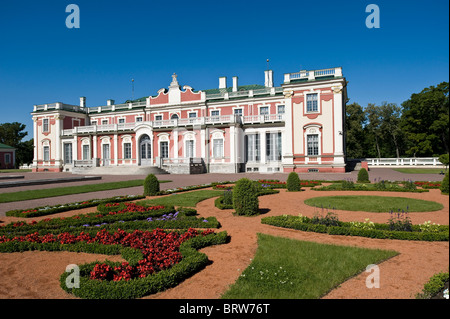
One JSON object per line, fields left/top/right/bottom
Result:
{"left": 72, "top": 165, "right": 169, "bottom": 175}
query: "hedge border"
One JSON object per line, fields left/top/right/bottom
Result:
{"left": 416, "top": 271, "right": 449, "bottom": 299}
{"left": 261, "top": 215, "right": 449, "bottom": 241}
{"left": 59, "top": 231, "right": 229, "bottom": 299}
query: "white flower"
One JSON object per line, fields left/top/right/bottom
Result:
{"left": 444, "top": 288, "right": 449, "bottom": 299}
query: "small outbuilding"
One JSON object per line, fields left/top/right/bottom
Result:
{"left": 0, "top": 143, "right": 16, "bottom": 169}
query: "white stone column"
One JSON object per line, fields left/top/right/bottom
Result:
{"left": 332, "top": 86, "right": 345, "bottom": 164}
{"left": 173, "top": 129, "right": 179, "bottom": 159}
{"left": 55, "top": 114, "right": 64, "bottom": 168}
{"left": 282, "top": 93, "right": 294, "bottom": 166}
{"left": 32, "top": 117, "right": 38, "bottom": 168}
{"left": 114, "top": 133, "right": 118, "bottom": 165}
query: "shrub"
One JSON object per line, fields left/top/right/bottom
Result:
{"left": 232, "top": 178, "right": 259, "bottom": 216}
{"left": 286, "top": 172, "right": 301, "bottom": 192}
{"left": 143, "top": 174, "right": 160, "bottom": 196}
{"left": 438, "top": 154, "right": 449, "bottom": 171}
{"left": 440, "top": 172, "right": 449, "bottom": 195}
{"left": 357, "top": 168, "right": 370, "bottom": 183}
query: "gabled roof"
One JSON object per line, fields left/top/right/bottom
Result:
{"left": 0, "top": 143, "right": 15, "bottom": 150}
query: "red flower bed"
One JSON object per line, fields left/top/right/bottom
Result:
{"left": 414, "top": 181, "right": 441, "bottom": 189}
{"left": 0, "top": 227, "right": 215, "bottom": 281}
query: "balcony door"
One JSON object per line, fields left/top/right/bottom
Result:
{"left": 102, "top": 144, "right": 110, "bottom": 166}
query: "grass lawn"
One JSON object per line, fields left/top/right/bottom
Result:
{"left": 0, "top": 179, "right": 170, "bottom": 203}
{"left": 138, "top": 189, "right": 223, "bottom": 208}
{"left": 393, "top": 168, "right": 446, "bottom": 174}
{"left": 304, "top": 195, "right": 443, "bottom": 213}
{"left": 221, "top": 233, "right": 398, "bottom": 299}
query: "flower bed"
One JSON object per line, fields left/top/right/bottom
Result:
{"left": 261, "top": 214, "right": 449, "bottom": 241}
{"left": 414, "top": 181, "right": 442, "bottom": 189}
{"left": 5, "top": 195, "right": 145, "bottom": 218}
{"left": 0, "top": 196, "right": 227, "bottom": 299}
{"left": 158, "top": 181, "right": 235, "bottom": 195}
{"left": 313, "top": 180, "right": 429, "bottom": 193}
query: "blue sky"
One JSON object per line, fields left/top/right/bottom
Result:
{"left": 0, "top": 0, "right": 448, "bottom": 141}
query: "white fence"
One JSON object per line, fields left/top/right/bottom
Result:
{"left": 365, "top": 157, "right": 443, "bottom": 166}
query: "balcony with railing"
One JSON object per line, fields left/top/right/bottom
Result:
{"left": 61, "top": 114, "right": 285, "bottom": 136}
{"left": 284, "top": 67, "right": 343, "bottom": 84}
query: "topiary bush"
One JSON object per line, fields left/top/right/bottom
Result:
{"left": 440, "top": 172, "right": 449, "bottom": 195}
{"left": 143, "top": 174, "right": 160, "bottom": 196}
{"left": 232, "top": 178, "right": 259, "bottom": 216}
{"left": 286, "top": 172, "right": 301, "bottom": 192}
{"left": 357, "top": 168, "right": 370, "bottom": 183}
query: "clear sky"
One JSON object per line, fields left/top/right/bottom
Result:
{"left": 0, "top": 0, "right": 448, "bottom": 141}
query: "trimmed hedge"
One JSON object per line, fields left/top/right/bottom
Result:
{"left": 441, "top": 172, "right": 449, "bottom": 195}
{"left": 286, "top": 172, "right": 301, "bottom": 192}
{"left": 5, "top": 195, "right": 146, "bottom": 218}
{"left": 143, "top": 174, "right": 160, "bottom": 196}
{"left": 416, "top": 271, "right": 449, "bottom": 299}
{"left": 232, "top": 178, "right": 259, "bottom": 216}
{"left": 59, "top": 231, "right": 228, "bottom": 299}
{"left": 357, "top": 168, "right": 370, "bottom": 183}
{"left": 261, "top": 215, "right": 449, "bottom": 241}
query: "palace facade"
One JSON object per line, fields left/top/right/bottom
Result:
{"left": 31, "top": 66, "right": 348, "bottom": 174}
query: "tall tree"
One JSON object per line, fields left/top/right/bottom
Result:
{"left": 345, "top": 103, "right": 367, "bottom": 158}
{"left": 364, "top": 104, "right": 383, "bottom": 158}
{"left": 379, "top": 102, "right": 404, "bottom": 158}
{"left": 400, "top": 82, "right": 449, "bottom": 156}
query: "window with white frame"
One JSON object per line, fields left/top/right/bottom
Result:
{"left": 136, "top": 117, "right": 143, "bottom": 122}
{"left": 124, "top": 143, "right": 132, "bottom": 159}
{"left": 102, "top": 119, "right": 108, "bottom": 125}
{"left": 155, "top": 115, "right": 162, "bottom": 121}
{"left": 307, "top": 134, "right": 319, "bottom": 156}
{"left": 212, "top": 139, "right": 223, "bottom": 158}
{"left": 118, "top": 118, "right": 125, "bottom": 124}
{"left": 82, "top": 144, "right": 90, "bottom": 160}
{"left": 43, "top": 119, "right": 49, "bottom": 132}
{"left": 234, "top": 108, "right": 243, "bottom": 116}
{"left": 188, "top": 112, "right": 197, "bottom": 118}
{"left": 245, "top": 134, "right": 260, "bottom": 162}
{"left": 64, "top": 143, "right": 73, "bottom": 164}
{"left": 277, "top": 105, "right": 285, "bottom": 114}
{"left": 306, "top": 93, "right": 319, "bottom": 112}
{"left": 185, "top": 140, "right": 194, "bottom": 158}
{"left": 260, "top": 106, "right": 269, "bottom": 115}
{"left": 91, "top": 120, "right": 97, "bottom": 125}
{"left": 43, "top": 146, "right": 50, "bottom": 161}
{"left": 266, "top": 132, "right": 282, "bottom": 161}
{"left": 5, "top": 154, "right": 11, "bottom": 164}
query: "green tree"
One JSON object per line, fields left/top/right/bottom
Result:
{"left": 345, "top": 103, "right": 367, "bottom": 158}
{"left": 379, "top": 102, "right": 404, "bottom": 158}
{"left": 400, "top": 82, "right": 449, "bottom": 156}
{"left": 364, "top": 104, "right": 383, "bottom": 158}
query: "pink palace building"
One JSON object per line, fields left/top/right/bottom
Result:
{"left": 31, "top": 66, "right": 348, "bottom": 174}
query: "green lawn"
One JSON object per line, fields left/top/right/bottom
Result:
{"left": 221, "top": 233, "right": 398, "bottom": 299}
{"left": 304, "top": 195, "right": 443, "bottom": 213}
{"left": 138, "top": 189, "right": 223, "bottom": 208}
{"left": 393, "top": 168, "right": 446, "bottom": 174}
{"left": 0, "top": 179, "right": 170, "bottom": 203}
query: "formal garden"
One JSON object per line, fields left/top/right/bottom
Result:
{"left": 0, "top": 170, "right": 448, "bottom": 299}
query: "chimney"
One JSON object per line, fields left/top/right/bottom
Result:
{"left": 264, "top": 70, "right": 273, "bottom": 88}
{"left": 107, "top": 99, "right": 115, "bottom": 106}
{"left": 80, "top": 96, "right": 86, "bottom": 108}
{"left": 219, "top": 76, "right": 227, "bottom": 89}
{"left": 232, "top": 76, "right": 238, "bottom": 92}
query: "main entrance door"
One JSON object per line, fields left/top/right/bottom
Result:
{"left": 102, "top": 144, "right": 110, "bottom": 166}
{"left": 140, "top": 134, "right": 152, "bottom": 166}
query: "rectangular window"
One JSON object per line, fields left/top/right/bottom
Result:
{"left": 118, "top": 118, "right": 125, "bottom": 124}
{"left": 160, "top": 141, "right": 169, "bottom": 158}
{"left": 43, "top": 146, "right": 50, "bottom": 161}
{"left": 82, "top": 145, "right": 90, "bottom": 160}
{"left": 102, "top": 120, "right": 108, "bottom": 125}
{"left": 124, "top": 143, "right": 132, "bottom": 159}
{"left": 91, "top": 120, "right": 97, "bottom": 125}
{"left": 266, "top": 132, "right": 282, "bottom": 161}
{"left": 234, "top": 108, "right": 243, "bottom": 116}
{"left": 260, "top": 106, "right": 269, "bottom": 115}
{"left": 306, "top": 93, "right": 318, "bottom": 112}
{"left": 213, "top": 139, "right": 223, "bottom": 158}
{"left": 43, "top": 119, "right": 49, "bottom": 132}
{"left": 211, "top": 110, "right": 220, "bottom": 117}
{"left": 136, "top": 117, "right": 143, "bottom": 122}
{"left": 307, "top": 134, "right": 319, "bottom": 156}
{"left": 5, "top": 154, "right": 11, "bottom": 164}
{"left": 155, "top": 115, "right": 162, "bottom": 121}
{"left": 277, "top": 105, "right": 285, "bottom": 114}
{"left": 63, "top": 143, "right": 73, "bottom": 164}
{"left": 185, "top": 140, "right": 194, "bottom": 158}
{"left": 246, "top": 134, "right": 260, "bottom": 162}
{"left": 188, "top": 112, "right": 197, "bottom": 118}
